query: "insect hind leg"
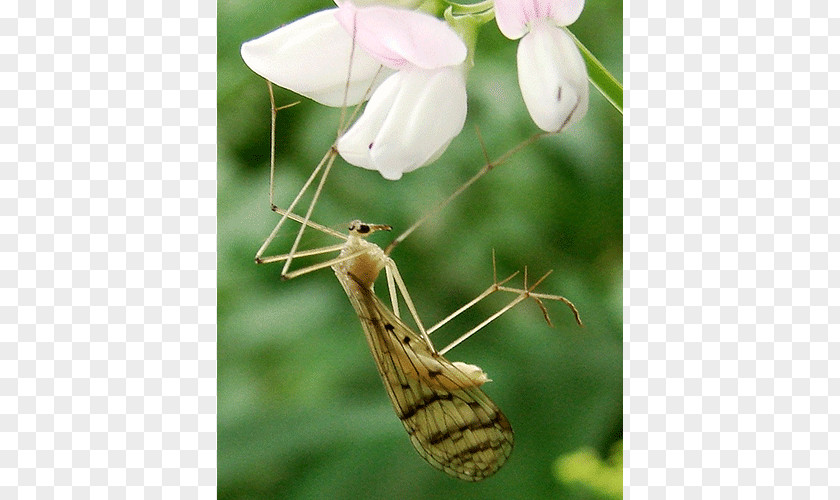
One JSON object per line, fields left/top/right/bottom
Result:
{"left": 425, "top": 251, "right": 582, "bottom": 356}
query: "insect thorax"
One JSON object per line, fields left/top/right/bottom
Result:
{"left": 333, "top": 236, "right": 386, "bottom": 289}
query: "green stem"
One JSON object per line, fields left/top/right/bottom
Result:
{"left": 446, "top": 0, "right": 495, "bottom": 15}
{"left": 566, "top": 28, "right": 623, "bottom": 114}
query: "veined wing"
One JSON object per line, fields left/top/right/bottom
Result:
{"left": 350, "top": 283, "right": 514, "bottom": 481}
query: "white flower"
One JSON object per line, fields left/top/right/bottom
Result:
{"left": 242, "top": 2, "right": 469, "bottom": 179}
{"left": 333, "top": 2, "right": 469, "bottom": 179}
{"left": 240, "top": 9, "right": 392, "bottom": 107}
{"left": 494, "top": 0, "right": 589, "bottom": 132}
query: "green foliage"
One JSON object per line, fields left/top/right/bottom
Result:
{"left": 554, "top": 441, "right": 624, "bottom": 499}
{"left": 219, "top": 1, "right": 622, "bottom": 498}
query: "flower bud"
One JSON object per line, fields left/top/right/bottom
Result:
{"left": 517, "top": 20, "right": 588, "bottom": 132}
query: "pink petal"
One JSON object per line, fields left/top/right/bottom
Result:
{"left": 340, "top": 0, "right": 425, "bottom": 7}
{"left": 334, "top": 2, "right": 466, "bottom": 70}
{"left": 494, "top": 0, "right": 585, "bottom": 39}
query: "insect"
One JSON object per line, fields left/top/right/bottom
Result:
{"left": 253, "top": 86, "right": 582, "bottom": 482}
{"left": 258, "top": 212, "right": 580, "bottom": 480}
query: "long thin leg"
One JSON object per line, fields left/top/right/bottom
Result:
{"left": 439, "top": 294, "right": 532, "bottom": 356}
{"left": 256, "top": 81, "right": 347, "bottom": 268}
{"left": 384, "top": 263, "right": 400, "bottom": 318}
{"left": 380, "top": 250, "right": 582, "bottom": 357}
{"left": 269, "top": 205, "right": 347, "bottom": 240}
{"left": 260, "top": 19, "right": 386, "bottom": 269}
{"left": 437, "top": 270, "right": 563, "bottom": 356}
{"left": 272, "top": 38, "right": 388, "bottom": 267}
{"left": 256, "top": 243, "right": 346, "bottom": 266}
{"left": 391, "top": 251, "right": 581, "bottom": 356}
{"left": 281, "top": 151, "right": 338, "bottom": 276}
{"left": 426, "top": 271, "right": 520, "bottom": 335}
{"left": 266, "top": 82, "right": 300, "bottom": 209}
{"left": 280, "top": 248, "right": 369, "bottom": 281}
{"left": 255, "top": 200, "right": 347, "bottom": 265}
{"left": 384, "top": 130, "right": 553, "bottom": 256}
{"left": 383, "top": 258, "right": 436, "bottom": 353}
{"left": 335, "top": 13, "right": 387, "bottom": 136}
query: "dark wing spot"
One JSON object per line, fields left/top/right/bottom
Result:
{"left": 399, "top": 393, "right": 454, "bottom": 421}
{"left": 424, "top": 419, "right": 503, "bottom": 446}
{"left": 402, "top": 336, "right": 411, "bottom": 345}
{"left": 557, "top": 86, "right": 563, "bottom": 101}
{"left": 448, "top": 441, "right": 503, "bottom": 466}
{"left": 467, "top": 400, "right": 484, "bottom": 411}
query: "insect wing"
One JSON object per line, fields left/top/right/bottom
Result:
{"left": 355, "top": 287, "right": 514, "bottom": 481}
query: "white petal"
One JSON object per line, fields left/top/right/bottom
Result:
{"left": 240, "top": 9, "right": 392, "bottom": 107}
{"left": 335, "top": 73, "right": 402, "bottom": 171}
{"left": 517, "top": 21, "right": 588, "bottom": 132}
{"left": 337, "top": 68, "right": 467, "bottom": 180}
{"left": 494, "top": 0, "right": 586, "bottom": 39}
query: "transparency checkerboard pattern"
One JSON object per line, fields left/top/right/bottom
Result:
{"left": 3, "top": 2, "right": 216, "bottom": 498}
{"left": 625, "top": 1, "right": 839, "bottom": 498}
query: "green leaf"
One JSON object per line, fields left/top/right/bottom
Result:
{"left": 567, "top": 28, "right": 623, "bottom": 114}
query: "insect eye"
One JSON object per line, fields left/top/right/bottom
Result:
{"left": 357, "top": 224, "right": 370, "bottom": 233}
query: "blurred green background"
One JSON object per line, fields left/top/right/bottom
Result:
{"left": 218, "top": 1, "right": 622, "bottom": 498}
